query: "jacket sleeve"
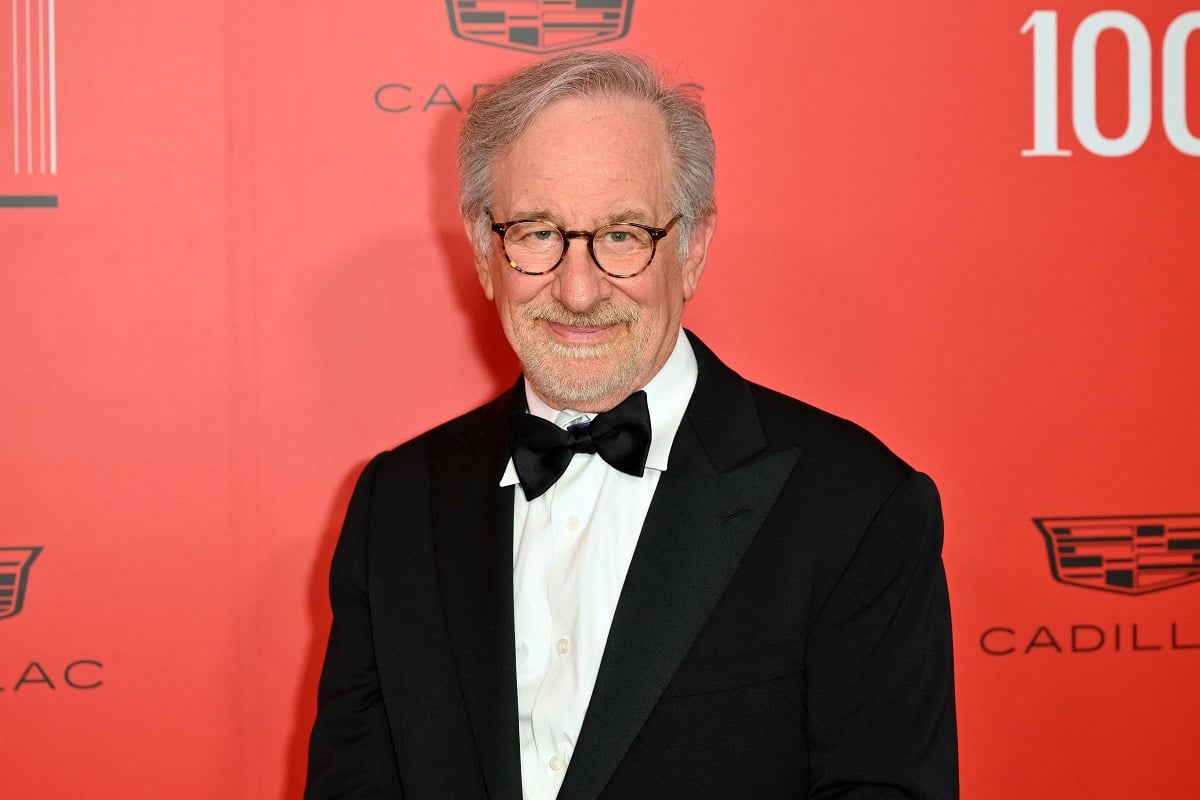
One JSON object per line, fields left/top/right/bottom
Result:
{"left": 305, "top": 455, "right": 405, "bottom": 798}
{"left": 806, "top": 470, "right": 959, "bottom": 799}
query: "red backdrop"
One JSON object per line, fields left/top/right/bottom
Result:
{"left": 3, "top": 1, "right": 1198, "bottom": 797}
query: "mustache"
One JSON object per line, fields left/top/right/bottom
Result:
{"left": 524, "top": 302, "right": 639, "bottom": 327}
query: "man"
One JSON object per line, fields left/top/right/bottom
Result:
{"left": 307, "top": 50, "right": 957, "bottom": 799}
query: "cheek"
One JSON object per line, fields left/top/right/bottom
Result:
{"left": 626, "top": 272, "right": 684, "bottom": 320}
{"left": 493, "top": 270, "right": 551, "bottom": 318}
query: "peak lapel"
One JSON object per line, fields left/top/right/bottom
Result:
{"left": 559, "top": 339, "right": 802, "bottom": 800}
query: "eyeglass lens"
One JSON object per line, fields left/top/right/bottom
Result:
{"left": 502, "top": 222, "right": 656, "bottom": 275}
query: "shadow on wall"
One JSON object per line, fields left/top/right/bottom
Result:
{"left": 283, "top": 461, "right": 365, "bottom": 800}
{"left": 281, "top": 85, "right": 522, "bottom": 798}
{"left": 429, "top": 95, "right": 521, "bottom": 392}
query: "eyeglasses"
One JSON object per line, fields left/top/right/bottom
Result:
{"left": 490, "top": 215, "right": 681, "bottom": 278}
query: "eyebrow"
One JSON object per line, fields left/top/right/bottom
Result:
{"left": 604, "top": 208, "right": 653, "bottom": 225}
{"left": 506, "top": 208, "right": 655, "bottom": 227}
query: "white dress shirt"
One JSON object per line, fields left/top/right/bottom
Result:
{"left": 500, "top": 329, "right": 698, "bottom": 800}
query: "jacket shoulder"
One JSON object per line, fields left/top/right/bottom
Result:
{"left": 686, "top": 330, "right": 917, "bottom": 485}
{"left": 368, "top": 387, "right": 515, "bottom": 472}
{"left": 748, "top": 381, "right": 914, "bottom": 482}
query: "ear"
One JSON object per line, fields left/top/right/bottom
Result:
{"left": 680, "top": 212, "right": 716, "bottom": 301}
{"left": 464, "top": 215, "right": 495, "bottom": 301}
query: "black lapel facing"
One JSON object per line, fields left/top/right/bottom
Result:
{"left": 559, "top": 334, "right": 803, "bottom": 800}
{"left": 430, "top": 385, "right": 524, "bottom": 800}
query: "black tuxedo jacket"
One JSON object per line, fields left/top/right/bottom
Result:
{"left": 306, "top": 333, "right": 958, "bottom": 799}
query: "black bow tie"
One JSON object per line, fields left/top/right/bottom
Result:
{"left": 511, "top": 390, "right": 652, "bottom": 500}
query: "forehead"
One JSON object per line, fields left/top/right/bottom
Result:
{"left": 492, "top": 95, "right": 674, "bottom": 221}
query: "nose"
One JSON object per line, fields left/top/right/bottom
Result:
{"left": 550, "top": 237, "right": 612, "bottom": 312}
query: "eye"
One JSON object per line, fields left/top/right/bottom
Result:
{"left": 507, "top": 222, "right": 558, "bottom": 240}
{"left": 504, "top": 222, "right": 562, "bottom": 254}
{"left": 597, "top": 225, "right": 651, "bottom": 251}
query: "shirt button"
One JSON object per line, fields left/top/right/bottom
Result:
{"left": 566, "top": 514, "right": 581, "bottom": 532}
{"left": 549, "top": 754, "right": 566, "bottom": 772}
{"left": 555, "top": 638, "right": 571, "bottom": 655}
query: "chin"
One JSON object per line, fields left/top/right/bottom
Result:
{"left": 522, "top": 348, "right": 639, "bottom": 410}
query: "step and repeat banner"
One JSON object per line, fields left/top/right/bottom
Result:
{"left": 3, "top": 1, "right": 1197, "bottom": 797}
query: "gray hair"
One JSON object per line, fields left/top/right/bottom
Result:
{"left": 457, "top": 50, "right": 715, "bottom": 258}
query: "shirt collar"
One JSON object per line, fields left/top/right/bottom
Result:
{"left": 501, "top": 328, "right": 698, "bottom": 485}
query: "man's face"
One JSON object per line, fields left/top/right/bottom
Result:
{"left": 469, "top": 95, "right": 715, "bottom": 412}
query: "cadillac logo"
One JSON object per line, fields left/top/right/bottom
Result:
{"left": 0, "top": 546, "right": 42, "bottom": 620}
{"left": 446, "top": 0, "right": 634, "bottom": 54}
{"left": 1034, "top": 515, "right": 1200, "bottom": 595}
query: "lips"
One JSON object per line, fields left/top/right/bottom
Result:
{"left": 546, "top": 321, "right": 618, "bottom": 342}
